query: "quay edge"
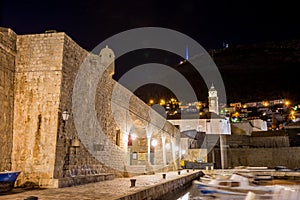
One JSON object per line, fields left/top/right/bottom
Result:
{"left": 115, "top": 171, "right": 204, "bottom": 200}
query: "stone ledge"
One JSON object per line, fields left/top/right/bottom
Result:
{"left": 57, "top": 173, "right": 114, "bottom": 188}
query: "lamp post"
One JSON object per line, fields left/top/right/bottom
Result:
{"left": 61, "top": 110, "right": 70, "bottom": 177}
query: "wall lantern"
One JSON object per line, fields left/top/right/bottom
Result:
{"left": 62, "top": 110, "right": 70, "bottom": 121}
{"left": 62, "top": 110, "right": 70, "bottom": 134}
{"left": 71, "top": 137, "right": 80, "bottom": 147}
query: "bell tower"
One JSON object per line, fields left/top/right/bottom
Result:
{"left": 208, "top": 83, "right": 219, "bottom": 115}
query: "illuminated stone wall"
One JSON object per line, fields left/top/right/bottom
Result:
{"left": 6, "top": 30, "right": 179, "bottom": 188}
{"left": 12, "top": 32, "right": 65, "bottom": 187}
{"left": 0, "top": 28, "right": 16, "bottom": 171}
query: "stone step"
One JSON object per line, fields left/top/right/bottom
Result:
{"left": 58, "top": 173, "right": 114, "bottom": 188}
{"left": 125, "top": 165, "right": 146, "bottom": 174}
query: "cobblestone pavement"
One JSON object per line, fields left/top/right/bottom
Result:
{"left": 0, "top": 170, "right": 197, "bottom": 200}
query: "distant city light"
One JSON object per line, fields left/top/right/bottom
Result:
{"left": 232, "top": 112, "right": 240, "bottom": 118}
{"left": 285, "top": 100, "right": 290, "bottom": 106}
{"left": 159, "top": 99, "right": 165, "bottom": 106}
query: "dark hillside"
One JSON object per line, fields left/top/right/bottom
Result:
{"left": 213, "top": 39, "right": 300, "bottom": 103}
{"left": 116, "top": 39, "right": 300, "bottom": 105}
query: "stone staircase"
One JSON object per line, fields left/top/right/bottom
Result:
{"left": 125, "top": 165, "right": 146, "bottom": 177}
{"left": 58, "top": 173, "right": 114, "bottom": 188}
{"left": 125, "top": 165, "right": 169, "bottom": 177}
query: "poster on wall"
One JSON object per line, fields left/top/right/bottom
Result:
{"left": 138, "top": 152, "right": 147, "bottom": 160}
{"left": 132, "top": 152, "right": 137, "bottom": 160}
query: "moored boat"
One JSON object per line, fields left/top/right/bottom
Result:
{"left": 0, "top": 171, "right": 21, "bottom": 193}
{"left": 194, "top": 173, "right": 274, "bottom": 198}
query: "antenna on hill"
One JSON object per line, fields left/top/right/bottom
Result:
{"left": 185, "top": 45, "right": 189, "bottom": 60}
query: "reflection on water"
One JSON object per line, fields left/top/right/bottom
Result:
{"left": 177, "top": 192, "right": 190, "bottom": 200}
{"left": 176, "top": 184, "right": 203, "bottom": 200}
{"left": 177, "top": 183, "right": 300, "bottom": 200}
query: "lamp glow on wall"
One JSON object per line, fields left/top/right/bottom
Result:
{"left": 131, "top": 133, "right": 137, "bottom": 140}
{"left": 151, "top": 139, "right": 158, "bottom": 147}
{"left": 181, "top": 149, "right": 186, "bottom": 155}
{"left": 165, "top": 143, "right": 171, "bottom": 150}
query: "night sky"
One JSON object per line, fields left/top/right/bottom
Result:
{"left": 1, "top": 0, "right": 299, "bottom": 50}
{"left": 1, "top": 0, "right": 300, "bottom": 103}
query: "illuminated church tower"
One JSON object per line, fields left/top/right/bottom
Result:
{"left": 208, "top": 83, "right": 219, "bottom": 115}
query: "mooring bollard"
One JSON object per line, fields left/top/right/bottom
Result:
{"left": 187, "top": 169, "right": 189, "bottom": 173}
{"left": 24, "top": 196, "right": 38, "bottom": 200}
{"left": 178, "top": 170, "right": 181, "bottom": 175}
{"left": 162, "top": 173, "right": 166, "bottom": 179}
{"left": 130, "top": 179, "right": 136, "bottom": 187}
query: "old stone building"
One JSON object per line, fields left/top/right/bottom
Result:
{"left": 0, "top": 27, "right": 180, "bottom": 188}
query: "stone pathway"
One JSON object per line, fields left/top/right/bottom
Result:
{"left": 0, "top": 170, "right": 198, "bottom": 200}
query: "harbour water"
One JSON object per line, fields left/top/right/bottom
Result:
{"left": 176, "top": 183, "right": 300, "bottom": 200}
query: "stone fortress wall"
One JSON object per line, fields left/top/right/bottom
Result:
{"left": 0, "top": 28, "right": 16, "bottom": 171}
{"left": 227, "top": 147, "right": 300, "bottom": 169}
{"left": 0, "top": 28, "right": 180, "bottom": 188}
{"left": 12, "top": 31, "right": 65, "bottom": 187}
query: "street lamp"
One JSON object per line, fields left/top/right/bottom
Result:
{"left": 61, "top": 109, "right": 70, "bottom": 177}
